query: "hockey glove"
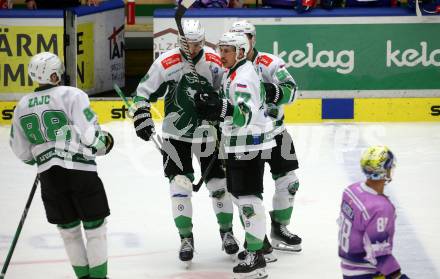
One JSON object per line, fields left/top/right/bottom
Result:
{"left": 133, "top": 107, "right": 155, "bottom": 141}
{"left": 194, "top": 92, "right": 234, "bottom": 121}
{"left": 266, "top": 103, "right": 280, "bottom": 119}
{"left": 92, "top": 130, "right": 114, "bottom": 156}
{"left": 264, "top": 82, "right": 283, "bottom": 105}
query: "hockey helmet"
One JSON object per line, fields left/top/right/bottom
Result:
{"left": 28, "top": 52, "right": 64, "bottom": 85}
{"left": 230, "top": 20, "right": 256, "bottom": 48}
{"left": 218, "top": 32, "right": 250, "bottom": 63}
{"left": 179, "top": 19, "right": 205, "bottom": 47}
{"left": 360, "top": 145, "right": 396, "bottom": 181}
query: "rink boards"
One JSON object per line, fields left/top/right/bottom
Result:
{"left": 1, "top": 97, "right": 440, "bottom": 125}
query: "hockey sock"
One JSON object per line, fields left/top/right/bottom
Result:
{"left": 238, "top": 195, "right": 266, "bottom": 252}
{"left": 83, "top": 219, "right": 108, "bottom": 278}
{"left": 58, "top": 221, "right": 89, "bottom": 278}
{"left": 271, "top": 170, "right": 299, "bottom": 225}
{"left": 170, "top": 175, "right": 193, "bottom": 237}
{"left": 206, "top": 178, "right": 233, "bottom": 232}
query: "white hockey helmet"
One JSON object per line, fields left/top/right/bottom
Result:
{"left": 218, "top": 32, "right": 250, "bottom": 63}
{"left": 179, "top": 19, "right": 205, "bottom": 46}
{"left": 230, "top": 20, "right": 256, "bottom": 48}
{"left": 28, "top": 52, "right": 64, "bottom": 85}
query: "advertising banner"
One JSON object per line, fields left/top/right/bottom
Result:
{"left": 70, "top": 3, "right": 125, "bottom": 95}
{"left": 0, "top": 18, "right": 63, "bottom": 98}
{"left": 154, "top": 16, "right": 440, "bottom": 96}
{"left": 0, "top": 0, "right": 124, "bottom": 99}
{"left": 257, "top": 23, "right": 440, "bottom": 91}
{"left": 76, "top": 22, "right": 95, "bottom": 90}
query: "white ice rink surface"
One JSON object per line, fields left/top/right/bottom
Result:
{"left": 1, "top": 121, "right": 440, "bottom": 279}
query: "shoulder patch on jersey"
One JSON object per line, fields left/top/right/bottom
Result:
{"left": 161, "top": 54, "right": 182, "bottom": 69}
{"left": 205, "top": 53, "right": 222, "bottom": 66}
{"left": 256, "top": 55, "right": 273, "bottom": 67}
{"left": 83, "top": 107, "right": 95, "bottom": 122}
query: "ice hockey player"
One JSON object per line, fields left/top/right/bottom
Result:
{"left": 131, "top": 19, "right": 238, "bottom": 266}
{"left": 230, "top": 20, "right": 302, "bottom": 257}
{"left": 195, "top": 31, "right": 275, "bottom": 279}
{"left": 10, "top": 52, "right": 113, "bottom": 279}
{"left": 338, "top": 146, "right": 409, "bottom": 279}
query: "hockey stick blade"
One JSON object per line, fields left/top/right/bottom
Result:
{"left": 422, "top": 7, "right": 439, "bottom": 14}
{"left": 175, "top": 0, "right": 196, "bottom": 21}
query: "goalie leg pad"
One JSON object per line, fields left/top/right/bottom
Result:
{"left": 206, "top": 178, "right": 234, "bottom": 231}
{"left": 170, "top": 175, "right": 194, "bottom": 236}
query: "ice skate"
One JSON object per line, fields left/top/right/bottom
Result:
{"left": 238, "top": 236, "right": 277, "bottom": 263}
{"left": 270, "top": 220, "right": 302, "bottom": 252}
{"left": 179, "top": 234, "right": 194, "bottom": 268}
{"left": 220, "top": 229, "right": 239, "bottom": 260}
{"left": 233, "top": 250, "right": 268, "bottom": 279}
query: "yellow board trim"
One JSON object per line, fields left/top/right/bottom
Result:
{"left": 284, "top": 99, "right": 322, "bottom": 123}
{"left": 2, "top": 98, "right": 440, "bottom": 126}
{"left": 355, "top": 98, "right": 440, "bottom": 122}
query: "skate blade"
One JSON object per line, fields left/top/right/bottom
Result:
{"left": 181, "top": 260, "right": 192, "bottom": 269}
{"left": 264, "top": 253, "right": 277, "bottom": 263}
{"left": 230, "top": 253, "right": 238, "bottom": 262}
{"left": 272, "top": 240, "right": 301, "bottom": 252}
{"left": 237, "top": 253, "right": 276, "bottom": 264}
{"left": 233, "top": 267, "right": 268, "bottom": 279}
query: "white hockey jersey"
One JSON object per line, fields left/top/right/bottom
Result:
{"left": 221, "top": 60, "right": 275, "bottom": 153}
{"left": 135, "top": 46, "right": 224, "bottom": 142}
{"left": 10, "top": 85, "right": 104, "bottom": 173}
{"left": 252, "top": 50, "right": 297, "bottom": 135}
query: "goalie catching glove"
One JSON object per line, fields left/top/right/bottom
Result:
{"left": 133, "top": 106, "right": 155, "bottom": 141}
{"left": 194, "top": 92, "right": 234, "bottom": 122}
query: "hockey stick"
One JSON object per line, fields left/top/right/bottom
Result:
{"left": 113, "top": 84, "right": 164, "bottom": 153}
{"left": 422, "top": 6, "right": 439, "bottom": 13}
{"left": 175, "top": 0, "right": 199, "bottom": 86}
{"left": 114, "top": 84, "right": 213, "bottom": 191}
{"left": 0, "top": 176, "right": 39, "bottom": 279}
{"left": 174, "top": 0, "right": 221, "bottom": 192}
{"left": 415, "top": 0, "right": 422, "bottom": 16}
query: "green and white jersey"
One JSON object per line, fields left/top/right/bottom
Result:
{"left": 10, "top": 85, "right": 103, "bottom": 173}
{"left": 221, "top": 60, "right": 275, "bottom": 153}
{"left": 251, "top": 49, "right": 297, "bottom": 135}
{"left": 135, "top": 46, "right": 224, "bottom": 143}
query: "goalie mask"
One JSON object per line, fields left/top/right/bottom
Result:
{"left": 28, "top": 52, "right": 64, "bottom": 85}
{"left": 218, "top": 32, "right": 250, "bottom": 67}
{"left": 230, "top": 20, "right": 256, "bottom": 49}
{"left": 360, "top": 146, "right": 396, "bottom": 182}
